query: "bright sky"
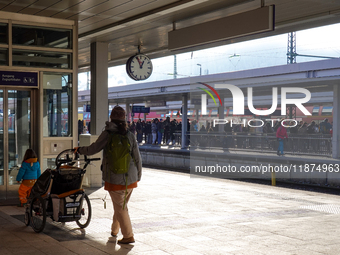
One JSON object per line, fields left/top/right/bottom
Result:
{"left": 78, "top": 23, "right": 340, "bottom": 91}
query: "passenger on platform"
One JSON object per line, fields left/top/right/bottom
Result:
{"left": 307, "top": 121, "right": 317, "bottom": 134}
{"left": 190, "top": 120, "right": 196, "bottom": 132}
{"left": 16, "top": 149, "right": 41, "bottom": 207}
{"left": 199, "top": 124, "right": 207, "bottom": 148}
{"left": 136, "top": 119, "right": 143, "bottom": 143}
{"left": 75, "top": 106, "right": 142, "bottom": 245}
{"left": 176, "top": 121, "right": 182, "bottom": 146}
{"left": 294, "top": 121, "right": 303, "bottom": 132}
{"left": 233, "top": 124, "right": 242, "bottom": 133}
{"left": 176, "top": 120, "right": 182, "bottom": 132}
{"left": 145, "top": 121, "right": 152, "bottom": 144}
{"left": 157, "top": 119, "right": 164, "bottom": 145}
{"left": 141, "top": 120, "right": 146, "bottom": 143}
{"left": 187, "top": 119, "right": 191, "bottom": 146}
{"left": 193, "top": 120, "right": 199, "bottom": 132}
{"left": 129, "top": 121, "right": 136, "bottom": 135}
{"left": 319, "top": 118, "right": 332, "bottom": 134}
{"left": 263, "top": 122, "right": 274, "bottom": 133}
{"left": 273, "top": 120, "right": 281, "bottom": 131}
{"left": 206, "top": 122, "right": 214, "bottom": 133}
{"left": 151, "top": 119, "right": 158, "bottom": 144}
{"left": 169, "top": 120, "right": 177, "bottom": 145}
{"left": 276, "top": 120, "right": 288, "bottom": 156}
{"left": 288, "top": 121, "right": 298, "bottom": 134}
{"left": 78, "top": 119, "right": 83, "bottom": 139}
{"left": 224, "top": 123, "right": 232, "bottom": 133}
{"left": 298, "top": 122, "right": 308, "bottom": 134}
{"left": 163, "top": 117, "right": 170, "bottom": 144}
{"left": 199, "top": 124, "right": 206, "bottom": 132}
{"left": 297, "top": 122, "right": 309, "bottom": 151}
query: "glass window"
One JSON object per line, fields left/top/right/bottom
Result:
{"left": 12, "top": 25, "right": 71, "bottom": 49}
{"left": 0, "top": 49, "right": 7, "bottom": 65}
{"left": 312, "top": 106, "right": 320, "bottom": 116}
{"left": 13, "top": 50, "right": 71, "bottom": 69}
{"left": 321, "top": 106, "right": 333, "bottom": 116}
{"left": 0, "top": 23, "right": 7, "bottom": 44}
{"left": 43, "top": 73, "right": 73, "bottom": 137}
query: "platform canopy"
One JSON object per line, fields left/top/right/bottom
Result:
{"left": 1, "top": 0, "right": 340, "bottom": 70}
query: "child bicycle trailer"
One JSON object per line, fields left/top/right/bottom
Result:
{"left": 24, "top": 149, "right": 100, "bottom": 233}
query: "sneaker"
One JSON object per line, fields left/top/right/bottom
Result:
{"left": 118, "top": 236, "right": 135, "bottom": 244}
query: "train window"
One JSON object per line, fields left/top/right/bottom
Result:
{"left": 321, "top": 106, "right": 333, "bottom": 116}
{"left": 312, "top": 106, "right": 320, "bottom": 116}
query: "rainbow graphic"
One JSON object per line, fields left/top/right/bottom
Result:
{"left": 197, "top": 82, "right": 222, "bottom": 106}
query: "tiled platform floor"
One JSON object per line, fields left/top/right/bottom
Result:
{"left": 1, "top": 167, "right": 340, "bottom": 255}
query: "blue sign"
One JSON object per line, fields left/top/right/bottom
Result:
{"left": 0, "top": 71, "right": 38, "bottom": 87}
{"left": 132, "top": 106, "right": 150, "bottom": 113}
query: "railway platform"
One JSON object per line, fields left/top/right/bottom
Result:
{"left": 1, "top": 167, "right": 340, "bottom": 255}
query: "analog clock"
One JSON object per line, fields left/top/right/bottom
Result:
{"left": 126, "top": 53, "right": 153, "bottom": 81}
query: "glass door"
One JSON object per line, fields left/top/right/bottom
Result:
{"left": 0, "top": 90, "right": 31, "bottom": 201}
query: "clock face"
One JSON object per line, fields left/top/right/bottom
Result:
{"left": 126, "top": 54, "right": 153, "bottom": 81}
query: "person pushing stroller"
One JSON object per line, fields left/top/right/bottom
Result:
{"left": 75, "top": 106, "right": 142, "bottom": 245}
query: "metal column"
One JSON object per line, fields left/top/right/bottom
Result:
{"left": 333, "top": 85, "right": 340, "bottom": 159}
{"left": 218, "top": 97, "right": 225, "bottom": 132}
{"left": 90, "top": 42, "right": 108, "bottom": 135}
{"left": 181, "top": 94, "right": 188, "bottom": 149}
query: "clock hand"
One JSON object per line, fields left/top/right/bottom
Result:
{"left": 136, "top": 57, "right": 142, "bottom": 68}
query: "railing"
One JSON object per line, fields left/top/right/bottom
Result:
{"left": 141, "top": 132, "right": 332, "bottom": 156}
{"left": 186, "top": 132, "right": 332, "bottom": 156}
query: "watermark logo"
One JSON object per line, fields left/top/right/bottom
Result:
{"left": 197, "top": 82, "right": 222, "bottom": 115}
{"left": 199, "top": 83, "right": 312, "bottom": 116}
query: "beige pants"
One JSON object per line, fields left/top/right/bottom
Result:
{"left": 109, "top": 189, "right": 133, "bottom": 238}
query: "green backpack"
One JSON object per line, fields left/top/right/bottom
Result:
{"left": 106, "top": 132, "right": 132, "bottom": 175}
{"left": 105, "top": 131, "right": 132, "bottom": 209}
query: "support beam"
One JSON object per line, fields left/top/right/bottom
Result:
{"left": 333, "top": 85, "right": 340, "bottom": 159}
{"left": 218, "top": 97, "right": 225, "bottom": 132}
{"left": 90, "top": 42, "right": 108, "bottom": 135}
{"left": 182, "top": 94, "right": 188, "bottom": 149}
{"left": 126, "top": 103, "right": 130, "bottom": 122}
